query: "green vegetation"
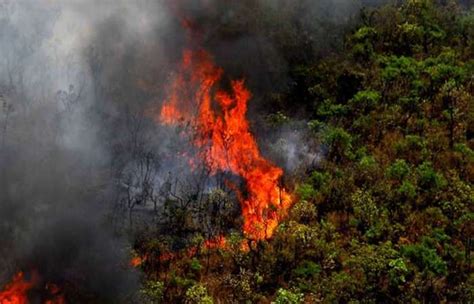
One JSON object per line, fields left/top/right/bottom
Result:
{"left": 135, "top": 1, "right": 473, "bottom": 302}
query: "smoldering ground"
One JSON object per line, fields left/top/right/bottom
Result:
{"left": 1, "top": 0, "right": 390, "bottom": 301}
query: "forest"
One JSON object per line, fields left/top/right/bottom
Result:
{"left": 0, "top": 0, "right": 472, "bottom": 303}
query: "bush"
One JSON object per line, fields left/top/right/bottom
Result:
{"left": 272, "top": 288, "right": 304, "bottom": 304}
{"left": 416, "top": 161, "right": 446, "bottom": 190}
{"left": 293, "top": 260, "right": 321, "bottom": 278}
{"left": 323, "top": 127, "right": 353, "bottom": 161}
{"left": 190, "top": 258, "right": 203, "bottom": 272}
{"left": 296, "top": 183, "right": 317, "bottom": 201}
{"left": 401, "top": 243, "right": 448, "bottom": 276}
{"left": 352, "top": 190, "right": 379, "bottom": 226}
{"left": 185, "top": 284, "right": 213, "bottom": 304}
{"left": 388, "top": 258, "right": 409, "bottom": 286}
{"left": 140, "top": 280, "right": 164, "bottom": 303}
{"left": 387, "top": 159, "right": 411, "bottom": 180}
{"left": 309, "top": 171, "right": 331, "bottom": 189}
{"left": 351, "top": 90, "right": 381, "bottom": 112}
{"left": 398, "top": 180, "right": 417, "bottom": 199}
{"left": 380, "top": 56, "right": 419, "bottom": 81}
{"left": 359, "top": 155, "right": 378, "bottom": 172}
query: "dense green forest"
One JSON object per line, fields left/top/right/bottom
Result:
{"left": 133, "top": 1, "right": 473, "bottom": 303}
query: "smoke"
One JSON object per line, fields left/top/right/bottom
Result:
{"left": 0, "top": 0, "right": 390, "bottom": 300}
{"left": 0, "top": 0, "right": 171, "bottom": 301}
{"left": 153, "top": 0, "right": 390, "bottom": 95}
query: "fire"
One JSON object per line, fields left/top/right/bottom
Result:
{"left": 44, "top": 284, "right": 65, "bottom": 304}
{"left": 130, "top": 256, "right": 144, "bottom": 268}
{"left": 0, "top": 272, "right": 65, "bottom": 304}
{"left": 157, "top": 49, "right": 292, "bottom": 240}
{"left": 203, "top": 236, "right": 227, "bottom": 250}
{"left": 130, "top": 235, "right": 250, "bottom": 267}
{"left": 0, "top": 272, "right": 34, "bottom": 304}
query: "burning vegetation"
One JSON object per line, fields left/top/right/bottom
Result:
{"left": 158, "top": 48, "right": 293, "bottom": 240}
{"left": 0, "top": 272, "right": 64, "bottom": 304}
{"left": 0, "top": 272, "right": 33, "bottom": 304}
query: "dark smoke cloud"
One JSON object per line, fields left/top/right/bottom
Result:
{"left": 0, "top": 0, "right": 390, "bottom": 301}
{"left": 156, "top": 0, "right": 391, "bottom": 94}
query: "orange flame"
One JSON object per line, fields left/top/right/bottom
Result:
{"left": 157, "top": 49, "right": 292, "bottom": 240}
{"left": 130, "top": 235, "right": 252, "bottom": 267}
{"left": 0, "top": 272, "right": 34, "bottom": 304}
{"left": 203, "top": 236, "right": 228, "bottom": 250}
{"left": 0, "top": 272, "right": 65, "bottom": 304}
{"left": 130, "top": 256, "right": 144, "bottom": 268}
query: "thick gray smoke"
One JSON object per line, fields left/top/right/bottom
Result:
{"left": 0, "top": 0, "right": 388, "bottom": 301}
{"left": 0, "top": 0, "right": 171, "bottom": 301}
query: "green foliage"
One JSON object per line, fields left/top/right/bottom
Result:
{"left": 352, "top": 190, "right": 379, "bottom": 226}
{"left": 190, "top": 258, "right": 203, "bottom": 272}
{"left": 416, "top": 161, "right": 447, "bottom": 190}
{"left": 171, "top": 274, "right": 195, "bottom": 290}
{"left": 307, "top": 119, "right": 325, "bottom": 133}
{"left": 387, "top": 159, "right": 411, "bottom": 180}
{"left": 380, "top": 56, "right": 419, "bottom": 81}
{"left": 296, "top": 183, "right": 316, "bottom": 201}
{"left": 267, "top": 111, "right": 291, "bottom": 127}
{"left": 351, "top": 26, "right": 377, "bottom": 59}
{"left": 185, "top": 284, "right": 213, "bottom": 304}
{"left": 351, "top": 90, "right": 381, "bottom": 112}
{"left": 140, "top": 280, "right": 164, "bottom": 303}
{"left": 401, "top": 242, "right": 448, "bottom": 276}
{"left": 323, "top": 127, "right": 353, "bottom": 161}
{"left": 395, "top": 135, "right": 428, "bottom": 162}
{"left": 358, "top": 155, "right": 377, "bottom": 172}
{"left": 388, "top": 258, "right": 409, "bottom": 286}
{"left": 293, "top": 260, "right": 321, "bottom": 278}
{"left": 423, "top": 53, "right": 467, "bottom": 85}
{"left": 353, "top": 26, "right": 377, "bottom": 41}
{"left": 398, "top": 180, "right": 417, "bottom": 199}
{"left": 272, "top": 288, "right": 304, "bottom": 304}
{"left": 290, "top": 200, "right": 317, "bottom": 223}
{"left": 317, "top": 100, "right": 348, "bottom": 119}
{"left": 309, "top": 171, "right": 330, "bottom": 189}
{"left": 454, "top": 143, "right": 474, "bottom": 161}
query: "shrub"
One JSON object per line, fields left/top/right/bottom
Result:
{"left": 352, "top": 190, "right": 379, "bottom": 226}
{"left": 359, "top": 155, "right": 378, "bottom": 172}
{"left": 387, "top": 159, "right": 411, "bottom": 180}
{"left": 293, "top": 260, "right": 321, "bottom": 278}
{"left": 272, "top": 288, "right": 304, "bottom": 304}
{"left": 401, "top": 243, "right": 448, "bottom": 276}
{"left": 388, "top": 258, "right": 409, "bottom": 286}
{"left": 398, "top": 180, "right": 417, "bottom": 199}
{"left": 190, "top": 258, "right": 203, "bottom": 272}
{"left": 140, "top": 280, "right": 164, "bottom": 303}
{"left": 296, "top": 183, "right": 317, "bottom": 201}
{"left": 351, "top": 90, "right": 381, "bottom": 111}
{"left": 323, "top": 127, "right": 353, "bottom": 161}
{"left": 185, "top": 284, "right": 213, "bottom": 304}
{"left": 416, "top": 161, "right": 446, "bottom": 190}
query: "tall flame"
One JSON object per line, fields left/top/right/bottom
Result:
{"left": 157, "top": 49, "right": 292, "bottom": 240}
